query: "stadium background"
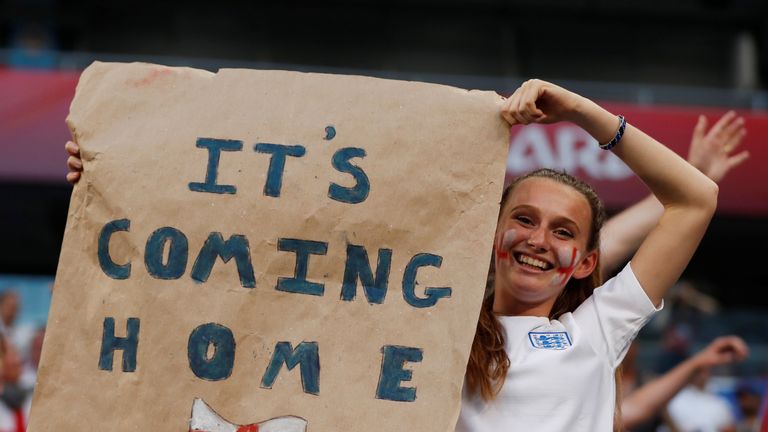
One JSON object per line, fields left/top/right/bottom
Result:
{"left": 0, "top": 0, "right": 767, "bottom": 429}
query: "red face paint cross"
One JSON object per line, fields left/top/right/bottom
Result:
{"left": 551, "top": 247, "right": 580, "bottom": 287}
{"left": 494, "top": 229, "right": 517, "bottom": 266}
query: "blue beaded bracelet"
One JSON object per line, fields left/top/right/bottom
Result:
{"left": 599, "top": 115, "right": 626, "bottom": 150}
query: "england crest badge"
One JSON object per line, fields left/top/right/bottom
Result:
{"left": 528, "top": 331, "right": 572, "bottom": 350}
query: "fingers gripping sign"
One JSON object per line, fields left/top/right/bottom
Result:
{"left": 65, "top": 140, "right": 82, "bottom": 184}
{"left": 501, "top": 79, "right": 584, "bottom": 127}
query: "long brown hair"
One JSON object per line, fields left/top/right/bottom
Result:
{"left": 465, "top": 168, "right": 607, "bottom": 400}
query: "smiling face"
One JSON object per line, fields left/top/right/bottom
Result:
{"left": 493, "top": 177, "right": 599, "bottom": 316}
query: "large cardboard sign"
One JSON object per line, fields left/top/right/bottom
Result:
{"left": 29, "top": 62, "right": 509, "bottom": 431}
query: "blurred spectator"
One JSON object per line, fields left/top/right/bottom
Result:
{"left": 662, "top": 336, "right": 750, "bottom": 432}
{"left": 5, "top": 23, "right": 58, "bottom": 69}
{"left": 0, "top": 338, "right": 30, "bottom": 432}
{"left": 665, "top": 374, "right": 735, "bottom": 432}
{"left": 0, "top": 335, "right": 6, "bottom": 388}
{"left": 623, "top": 336, "right": 748, "bottom": 432}
{"left": 28, "top": 329, "right": 42, "bottom": 373}
{"left": 621, "top": 341, "right": 660, "bottom": 432}
{"left": 0, "top": 291, "right": 35, "bottom": 364}
{"left": 735, "top": 381, "right": 764, "bottom": 432}
{"left": 0, "top": 293, "right": 18, "bottom": 331}
{"left": 655, "top": 281, "right": 720, "bottom": 374}
{"left": 18, "top": 327, "right": 43, "bottom": 391}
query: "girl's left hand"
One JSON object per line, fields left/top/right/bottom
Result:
{"left": 501, "top": 79, "right": 585, "bottom": 126}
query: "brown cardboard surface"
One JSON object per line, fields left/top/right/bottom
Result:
{"left": 29, "top": 62, "right": 509, "bottom": 431}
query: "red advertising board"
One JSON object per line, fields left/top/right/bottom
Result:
{"left": 1, "top": 68, "right": 766, "bottom": 215}
{"left": 0, "top": 67, "right": 80, "bottom": 183}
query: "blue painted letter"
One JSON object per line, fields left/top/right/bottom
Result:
{"left": 328, "top": 147, "right": 370, "bottom": 204}
{"left": 276, "top": 238, "right": 328, "bottom": 296}
{"left": 188, "top": 138, "right": 243, "bottom": 194}
{"left": 261, "top": 341, "right": 320, "bottom": 395}
{"left": 191, "top": 233, "right": 256, "bottom": 288}
{"left": 340, "top": 245, "right": 392, "bottom": 304}
{"left": 98, "top": 219, "right": 131, "bottom": 280}
{"left": 98, "top": 317, "right": 140, "bottom": 372}
{"left": 254, "top": 143, "right": 306, "bottom": 197}
{"left": 187, "top": 323, "right": 235, "bottom": 381}
{"left": 144, "top": 227, "right": 188, "bottom": 280}
{"left": 376, "top": 345, "right": 423, "bottom": 402}
{"left": 402, "top": 253, "right": 452, "bottom": 308}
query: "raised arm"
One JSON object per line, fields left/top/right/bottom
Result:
{"left": 502, "top": 79, "right": 718, "bottom": 306}
{"left": 600, "top": 111, "right": 748, "bottom": 277}
{"left": 622, "top": 336, "right": 748, "bottom": 428}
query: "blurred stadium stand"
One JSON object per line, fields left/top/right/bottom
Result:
{"left": 1, "top": 0, "right": 768, "bottom": 87}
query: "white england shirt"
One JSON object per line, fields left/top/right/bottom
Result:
{"left": 455, "top": 264, "right": 660, "bottom": 432}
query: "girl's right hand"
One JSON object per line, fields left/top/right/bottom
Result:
{"left": 65, "top": 140, "right": 83, "bottom": 184}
